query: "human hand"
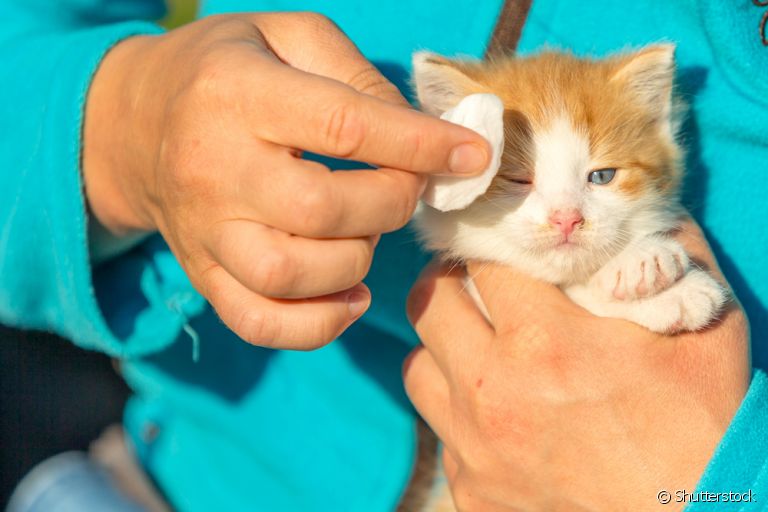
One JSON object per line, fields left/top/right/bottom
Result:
{"left": 404, "top": 220, "right": 750, "bottom": 511}
{"left": 82, "top": 13, "right": 490, "bottom": 349}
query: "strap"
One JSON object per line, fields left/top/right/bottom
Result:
{"left": 484, "top": 0, "right": 533, "bottom": 58}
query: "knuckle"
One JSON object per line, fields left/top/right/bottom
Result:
{"left": 322, "top": 100, "right": 365, "bottom": 159}
{"left": 292, "top": 12, "right": 345, "bottom": 42}
{"left": 346, "top": 66, "right": 399, "bottom": 99}
{"left": 236, "top": 308, "right": 280, "bottom": 347}
{"left": 252, "top": 248, "right": 295, "bottom": 296}
{"left": 186, "top": 45, "right": 243, "bottom": 105}
{"left": 190, "top": 49, "right": 229, "bottom": 96}
{"left": 296, "top": 11, "right": 336, "bottom": 30}
{"left": 157, "top": 137, "right": 213, "bottom": 199}
{"left": 198, "top": 15, "right": 251, "bottom": 41}
{"left": 293, "top": 183, "right": 341, "bottom": 235}
{"left": 289, "top": 12, "right": 343, "bottom": 44}
{"left": 399, "top": 128, "right": 426, "bottom": 170}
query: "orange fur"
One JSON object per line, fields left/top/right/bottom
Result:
{"left": 418, "top": 48, "right": 682, "bottom": 199}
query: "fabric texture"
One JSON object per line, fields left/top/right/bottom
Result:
{"left": 0, "top": 0, "right": 189, "bottom": 359}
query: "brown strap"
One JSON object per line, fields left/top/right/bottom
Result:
{"left": 755, "top": 0, "right": 768, "bottom": 47}
{"left": 484, "top": 0, "right": 534, "bottom": 58}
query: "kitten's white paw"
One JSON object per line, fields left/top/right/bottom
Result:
{"left": 568, "top": 268, "right": 728, "bottom": 334}
{"left": 592, "top": 237, "right": 689, "bottom": 301}
{"left": 628, "top": 269, "right": 728, "bottom": 333}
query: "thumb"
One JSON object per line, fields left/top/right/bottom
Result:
{"left": 467, "top": 260, "right": 576, "bottom": 329}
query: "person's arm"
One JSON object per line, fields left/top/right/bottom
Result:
{"left": 0, "top": 0, "right": 170, "bottom": 357}
{"left": 403, "top": 220, "right": 754, "bottom": 511}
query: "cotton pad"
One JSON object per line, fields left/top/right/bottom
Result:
{"left": 422, "top": 93, "right": 505, "bottom": 212}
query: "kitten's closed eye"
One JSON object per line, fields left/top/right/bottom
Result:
{"left": 503, "top": 176, "right": 532, "bottom": 185}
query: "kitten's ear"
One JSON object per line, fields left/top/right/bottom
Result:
{"left": 412, "top": 51, "right": 485, "bottom": 115}
{"left": 610, "top": 44, "right": 676, "bottom": 122}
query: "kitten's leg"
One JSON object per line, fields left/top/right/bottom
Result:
{"left": 566, "top": 268, "right": 728, "bottom": 333}
{"left": 589, "top": 235, "right": 689, "bottom": 301}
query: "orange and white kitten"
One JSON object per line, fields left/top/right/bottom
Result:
{"left": 412, "top": 45, "right": 727, "bottom": 335}
{"left": 401, "top": 45, "right": 727, "bottom": 512}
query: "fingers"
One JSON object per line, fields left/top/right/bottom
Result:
{"left": 402, "top": 346, "right": 453, "bottom": 444}
{"left": 249, "top": 12, "right": 491, "bottom": 174}
{"left": 205, "top": 220, "right": 376, "bottom": 298}
{"left": 466, "top": 261, "right": 574, "bottom": 329}
{"left": 407, "top": 263, "right": 494, "bottom": 376}
{"left": 247, "top": 155, "right": 424, "bottom": 238}
{"left": 239, "top": 50, "right": 490, "bottom": 175}
{"left": 201, "top": 264, "right": 370, "bottom": 350}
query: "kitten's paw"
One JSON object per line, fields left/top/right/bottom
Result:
{"left": 635, "top": 269, "right": 729, "bottom": 333}
{"left": 593, "top": 237, "right": 689, "bottom": 301}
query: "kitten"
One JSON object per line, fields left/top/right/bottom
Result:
{"left": 400, "top": 45, "right": 727, "bottom": 511}
{"left": 412, "top": 44, "right": 727, "bottom": 334}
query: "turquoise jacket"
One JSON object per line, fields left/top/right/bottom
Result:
{"left": 0, "top": 0, "right": 766, "bottom": 510}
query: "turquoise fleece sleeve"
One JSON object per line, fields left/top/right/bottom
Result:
{"left": 687, "top": 370, "right": 768, "bottom": 511}
{"left": 0, "top": 1, "right": 205, "bottom": 357}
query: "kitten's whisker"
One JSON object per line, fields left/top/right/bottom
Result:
{"left": 446, "top": 258, "right": 464, "bottom": 276}
{"left": 461, "top": 261, "right": 492, "bottom": 296}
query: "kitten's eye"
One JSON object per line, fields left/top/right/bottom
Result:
{"left": 588, "top": 168, "right": 616, "bottom": 185}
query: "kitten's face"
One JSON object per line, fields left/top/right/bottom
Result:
{"left": 413, "top": 46, "right": 683, "bottom": 284}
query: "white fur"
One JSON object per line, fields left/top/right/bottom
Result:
{"left": 412, "top": 51, "right": 484, "bottom": 116}
{"left": 532, "top": 115, "right": 591, "bottom": 217}
{"left": 566, "top": 268, "right": 727, "bottom": 332}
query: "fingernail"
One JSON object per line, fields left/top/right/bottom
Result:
{"left": 347, "top": 291, "right": 370, "bottom": 318}
{"left": 449, "top": 143, "right": 489, "bottom": 174}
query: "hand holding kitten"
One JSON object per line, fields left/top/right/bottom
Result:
{"left": 404, "top": 220, "right": 750, "bottom": 512}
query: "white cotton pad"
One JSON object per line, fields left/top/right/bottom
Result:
{"left": 422, "top": 93, "right": 505, "bottom": 212}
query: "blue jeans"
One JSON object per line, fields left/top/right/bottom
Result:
{"left": 6, "top": 452, "right": 147, "bottom": 512}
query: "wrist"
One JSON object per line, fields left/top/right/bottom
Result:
{"left": 82, "top": 34, "right": 164, "bottom": 237}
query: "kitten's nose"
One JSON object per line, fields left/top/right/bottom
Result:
{"left": 549, "top": 209, "right": 584, "bottom": 237}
